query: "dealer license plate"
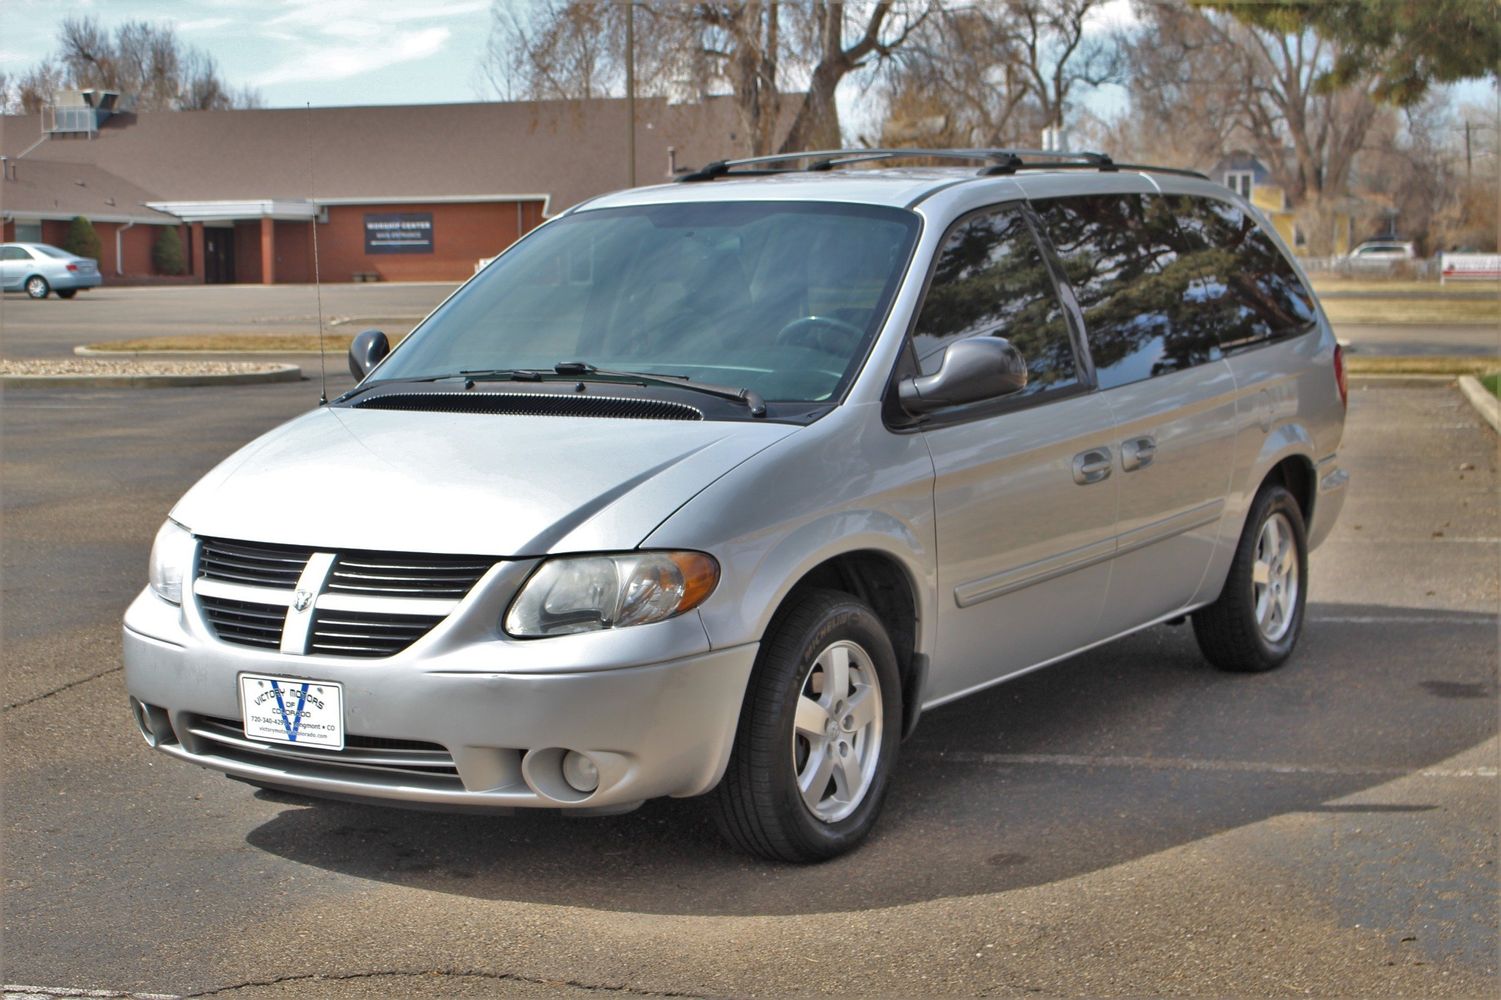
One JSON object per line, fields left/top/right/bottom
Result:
{"left": 239, "top": 674, "right": 344, "bottom": 749}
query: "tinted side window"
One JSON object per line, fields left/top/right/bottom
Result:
{"left": 1166, "top": 196, "right": 1317, "bottom": 351}
{"left": 911, "top": 206, "right": 1077, "bottom": 398}
{"left": 1037, "top": 194, "right": 1221, "bottom": 389}
{"left": 2, "top": 246, "right": 32, "bottom": 261}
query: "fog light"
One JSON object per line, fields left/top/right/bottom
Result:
{"left": 561, "top": 750, "right": 599, "bottom": 793}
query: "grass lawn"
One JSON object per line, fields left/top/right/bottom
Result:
{"left": 1308, "top": 277, "right": 1500, "bottom": 296}
{"left": 87, "top": 332, "right": 408, "bottom": 353}
{"left": 1343, "top": 356, "right": 1500, "bottom": 377}
{"left": 1481, "top": 372, "right": 1501, "bottom": 399}
{"left": 1319, "top": 296, "right": 1499, "bottom": 325}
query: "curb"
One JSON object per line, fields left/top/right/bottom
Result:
{"left": 1457, "top": 375, "right": 1501, "bottom": 434}
{"left": 1347, "top": 373, "right": 1457, "bottom": 387}
{"left": 1, "top": 364, "right": 302, "bottom": 389}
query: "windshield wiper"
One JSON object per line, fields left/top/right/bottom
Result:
{"left": 457, "top": 368, "right": 546, "bottom": 382}
{"left": 551, "top": 362, "right": 767, "bottom": 417}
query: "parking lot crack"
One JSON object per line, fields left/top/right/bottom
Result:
{"left": 181, "top": 968, "right": 707, "bottom": 998}
{"left": 3, "top": 667, "right": 122, "bottom": 712}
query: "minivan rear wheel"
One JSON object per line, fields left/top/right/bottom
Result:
{"left": 1192, "top": 483, "right": 1307, "bottom": 672}
{"left": 710, "top": 588, "right": 901, "bottom": 862}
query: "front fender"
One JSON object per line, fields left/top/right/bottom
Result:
{"left": 643, "top": 402, "right": 938, "bottom": 657}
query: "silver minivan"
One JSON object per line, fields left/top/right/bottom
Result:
{"left": 124, "top": 150, "right": 1348, "bottom": 861}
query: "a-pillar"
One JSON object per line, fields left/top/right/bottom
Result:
{"left": 259, "top": 217, "right": 275, "bottom": 284}
{"left": 189, "top": 222, "right": 206, "bottom": 283}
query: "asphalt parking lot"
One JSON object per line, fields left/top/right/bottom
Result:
{"left": 1, "top": 295, "right": 1497, "bottom": 997}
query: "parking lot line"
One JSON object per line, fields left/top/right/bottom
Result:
{"left": 922, "top": 750, "right": 1499, "bottom": 780}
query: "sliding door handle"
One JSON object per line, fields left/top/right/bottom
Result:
{"left": 1072, "top": 447, "right": 1113, "bottom": 485}
{"left": 1121, "top": 436, "right": 1157, "bottom": 472}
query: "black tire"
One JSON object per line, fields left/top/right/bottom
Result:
{"left": 1193, "top": 483, "right": 1308, "bottom": 672}
{"left": 710, "top": 588, "right": 902, "bottom": 862}
{"left": 24, "top": 275, "right": 50, "bottom": 299}
{"left": 56, "top": 288, "right": 78, "bottom": 299}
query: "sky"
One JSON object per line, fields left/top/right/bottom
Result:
{"left": 0, "top": 0, "right": 498, "bottom": 108}
{"left": 0, "top": 0, "right": 1488, "bottom": 124}
{"left": 0, "top": 0, "right": 1144, "bottom": 113}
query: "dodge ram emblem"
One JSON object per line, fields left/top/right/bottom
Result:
{"left": 292, "top": 590, "right": 313, "bottom": 612}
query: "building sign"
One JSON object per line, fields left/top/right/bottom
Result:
{"left": 364, "top": 212, "right": 433, "bottom": 254}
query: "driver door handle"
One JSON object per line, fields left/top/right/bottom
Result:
{"left": 1072, "top": 447, "right": 1113, "bottom": 485}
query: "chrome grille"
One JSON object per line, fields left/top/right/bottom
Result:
{"left": 199, "top": 595, "right": 285, "bottom": 649}
{"left": 310, "top": 609, "right": 444, "bottom": 658}
{"left": 187, "top": 714, "right": 461, "bottom": 784}
{"left": 193, "top": 538, "right": 498, "bottom": 658}
{"left": 326, "top": 552, "right": 494, "bottom": 598}
{"left": 199, "top": 537, "right": 312, "bottom": 588}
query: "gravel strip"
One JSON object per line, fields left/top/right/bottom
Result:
{"left": 3, "top": 358, "right": 286, "bottom": 376}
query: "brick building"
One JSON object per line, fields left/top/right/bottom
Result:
{"left": 0, "top": 96, "right": 749, "bottom": 284}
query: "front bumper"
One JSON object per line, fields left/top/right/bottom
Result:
{"left": 123, "top": 587, "right": 758, "bottom": 811}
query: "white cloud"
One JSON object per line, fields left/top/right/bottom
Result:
{"left": 251, "top": 25, "right": 451, "bottom": 86}
{"left": 263, "top": 0, "right": 491, "bottom": 33}
{"left": 1084, "top": 0, "right": 1143, "bottom": 33}
{"left": 174, "top": 17, "right": 236, "bottom": 34}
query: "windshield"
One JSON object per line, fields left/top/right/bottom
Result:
{"left": 370, "top": 201, "right": 919, "bottom": 403}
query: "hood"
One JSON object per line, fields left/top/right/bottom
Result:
{"left": 171, "top": 407, "right": 799, "bottom": 555}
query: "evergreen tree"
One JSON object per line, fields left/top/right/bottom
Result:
{"left": 1196, "top": 0, "right": 1501, "bottom": 107}
{"left": 63, "top": 216, "right": 102, "bottom": 261}
{"left": 153, "top": 227, "right": 187, "bottom": 275}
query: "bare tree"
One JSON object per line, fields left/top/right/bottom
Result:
{"left": 1013, "top": 0, "right": 1120, "bottom": 131}
{"left": 3, "top": 15, "right": 261, "bottom": 113}
{"left": 6, "top": 61, "right": 67, "bottom": 114}
{"left": 1131, "top": 3, "right": 1379, "bottom": 206}
{"left": 478, "top": 1, "right": 928, "bottom": 155}
{"left": 880, "top": 0, "right": 1120, "bottom": 150}
{"left": 776, "top": 2, "right": 928, "bottom": 151}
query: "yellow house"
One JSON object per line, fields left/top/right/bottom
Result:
{"left": 1213, "top": 153, "right": 1356, "bottom": 256}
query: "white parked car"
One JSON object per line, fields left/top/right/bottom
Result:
{"left": 0, "top": 242, "right": 103, "bottom": 298}
{"left": 124, "top": 149, "right": 1348, "bottom": 861}
{"left": 1347, "top": 240, "right": 1417, "bottom": 270}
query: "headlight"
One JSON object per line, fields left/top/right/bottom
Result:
{"left": 504, "top": 551, "right": 719, "bottom": 638}
{"left": 148, "top": 519, "right": 195, "bottom": 604}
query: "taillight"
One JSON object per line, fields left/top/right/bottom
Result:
{"left": 66, "top": 263, "right": 78, "bottom": 272}
{"left": 1332, "top": 343, "right": 1348, "bottom": 410}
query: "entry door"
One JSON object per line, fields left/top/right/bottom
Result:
{"left": 910, "top": 204, "right": 1120, "bottom": 705}
{"left": 204, "top": 228, "right": 235, "bottom": 284}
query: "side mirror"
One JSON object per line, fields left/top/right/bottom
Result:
{"left": 348, "top": 328, "right": 390, "bottom": 380}
{"left": 898, "top": 336, "right": 1028, "bottom": 414}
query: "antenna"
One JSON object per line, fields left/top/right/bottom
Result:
{"left": 306, "top": 102, "right": 328, "bottom": 405}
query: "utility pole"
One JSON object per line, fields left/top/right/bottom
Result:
{"left": 626, "top": 2, "right": 636, "bottom": 188}
{"left": 1464, "top": 119, "right": 1472, "bottom": 183}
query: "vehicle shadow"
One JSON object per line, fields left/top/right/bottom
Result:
{"left": 244, "top": 602, "right": 1497, "bottom": 916}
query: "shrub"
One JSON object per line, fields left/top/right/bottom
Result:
{"left": 63, "top": 215, "right": 103, "bottom": 262}
{"left": 153, "top": 227, "right": 188, "bottom": 275}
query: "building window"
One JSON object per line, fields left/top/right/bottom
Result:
{"left": 15, "top": 222, "right": 43, "bottom": 243}
{"left": 1224, "top": 171, "right": 1253, "bottom": 199}
{"left": 1293, "top": 224, "right": 1307, "bottom": 247}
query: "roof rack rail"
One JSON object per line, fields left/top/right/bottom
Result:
{"left": 675, "top": 148, "right": 1207, "bottom": 183}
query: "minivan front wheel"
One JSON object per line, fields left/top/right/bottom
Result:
{"left": 1193, "top": 483, "right": 1308, "bottom": 672}
{"left": 711, "top": 588, "right": 901, "bottom": 862}
{"left": 24, "top": 275, "right": 50, "bottom": 299}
